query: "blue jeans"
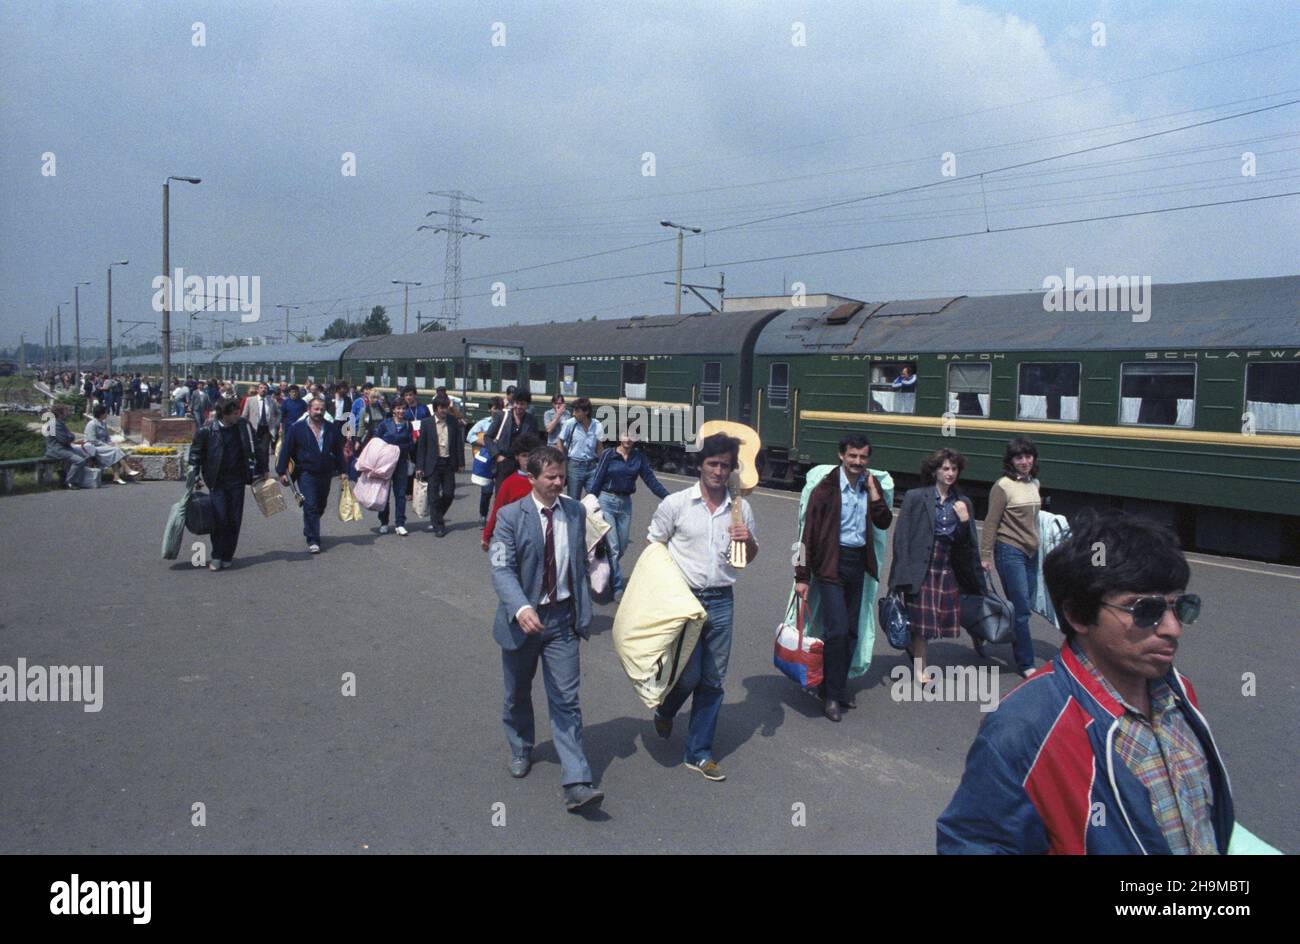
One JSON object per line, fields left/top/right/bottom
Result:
{"left": 297, "top": 473, "right": 332, "bottom": 546}
{"left": 995, "top": 541, "right": 1038, "bottom": 671}
{"left": 598, "top": 492, "right": 632, "bottom": 592}
{"left": 379, "top": 460, "right": 408, "bottom": 527}
{"left": 656, "top": 586, "right": 734, "bottom": 765}
{"left": 500, "top": 600, "right": 592, "bottom": 786}
{"left": 566, "top": 457, "right": 595, "bottom": 501}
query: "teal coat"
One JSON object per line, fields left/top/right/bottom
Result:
{"left": 788, "top": 465, "right": 895, "bottom": 678}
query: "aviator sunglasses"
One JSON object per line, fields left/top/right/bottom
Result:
{"left": 1100, "top": 593, "right": 1201, "bottom": 629}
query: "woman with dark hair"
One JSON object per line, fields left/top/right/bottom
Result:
{"left": 888, "top": 448, "right": 982, "bottom": 671}
{"left": 980, "top": 436, "right": 1043, "bottom": 677}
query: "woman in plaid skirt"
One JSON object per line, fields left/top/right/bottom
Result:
{"left": 887, "top": 448, "right": 983, "bottom": 673}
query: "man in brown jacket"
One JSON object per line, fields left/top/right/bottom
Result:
{"left": 795, "top": 434, "right": 893, "bottom": 721}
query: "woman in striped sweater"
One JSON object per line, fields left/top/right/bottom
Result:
{"left": 980, "top": 437, "right": 1042, "bottom": 678}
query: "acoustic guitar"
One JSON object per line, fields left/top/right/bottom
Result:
{"left": 697, "top": 420, "right": 762, "bottom": 568}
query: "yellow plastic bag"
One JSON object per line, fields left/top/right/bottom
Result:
{"left": 338, "top": 479, "right": 363, "bottom": 522}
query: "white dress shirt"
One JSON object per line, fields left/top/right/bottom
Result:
{"left": 514, "top": 493, "right": 572, "bottom": 622}
{"left": 647, "top": 483, "right": 757, "bottom": 590}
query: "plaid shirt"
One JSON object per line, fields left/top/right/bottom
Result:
{"left": 1073, "top": 644, "right": 1218, "bottom": 855}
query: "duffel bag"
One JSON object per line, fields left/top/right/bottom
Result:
{"left": 185, "top": 489, "right": 214, "bottom": 535}
{"left": 774, "top": 597, "right": 823, "bottom": 690}
{"left": 877, "top": 591, "right": 911, "bottom": 650}
{"left": 961, "top": 576, "right": 1016, "bottom": 645}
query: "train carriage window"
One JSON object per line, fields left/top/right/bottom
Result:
{"left": 947, "top": 363, "right": 991, "bottom": 417}
{"left": 701, "top": 362, "right": 722, "bottom": 405}
{"left": 1245, "top": 363, "right": 1300, "bottom": 433}
{"left": 869, "top": 362, "right": 917, "bottom": 414}
{"left": 768, "top": 362, "right": 790, "bottom": 410}
{"left": 561, "top": 363, "right": 577, "bottom": 396}
{"left": 1120, "top": 363, "right": 1195, "bottom": 427}
{"left": 622, "top": 361, "right": 647, "bottom": 400}
{"left": 476, "top": 361, "right": 493, "bottom": 392}
{"left": 501, "top": 361, "right": 519, "bottom": 393}
{"left": 1017, "top": 363, "right": 1081, "bottom": 422}
{"left": 529, "top": 362, "right": 547, "bottom": 395}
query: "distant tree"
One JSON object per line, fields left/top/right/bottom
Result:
{"left": 323, "top": 317, "right": 362, "bottom": 340}
{"left": 362, "top": 306, "right": 391, "bottom": 336}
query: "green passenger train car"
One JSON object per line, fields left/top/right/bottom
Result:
{"left": 750, "top": 276, "right": 1299, "bottom": 559}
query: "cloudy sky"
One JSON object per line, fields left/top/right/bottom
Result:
{"left": 2, "top": 0, "right": 1297, "bottom": 353}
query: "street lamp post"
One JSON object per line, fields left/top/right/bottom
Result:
{"left": 659, "top": 220, "right": 701, "bottom": 315}
{"left": 392, "top": 280, "right": 421, "bottom": 333}
{"left": 107, "top": 260, "right": 128, "bottom": 376}
{"left": 162, "top": 175, "right": 201, "bottom": 390}
{"left": 73, "top": 280, "right": 90, "bottom": 380}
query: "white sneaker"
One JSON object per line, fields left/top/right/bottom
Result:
{"left": 395, "top": 526, "right": 409, "bottom": 536}
{"left": 308, "top": 544, "right": 321, "bottom": 554}
{"left": 378, "top": 525, "right": 390, "bottom": 535}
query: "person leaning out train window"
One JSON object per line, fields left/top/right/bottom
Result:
{"left": 980, "top": 437, "right": 1043, "bottom": 678}
{"left": 887, "top": 448, "right": 982, "bottom": 673}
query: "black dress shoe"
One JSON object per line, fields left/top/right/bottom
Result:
{"left": 841, "top": 695, "right": 857, "bottom": 709}
{"left": 509, "top": 755, "right": 531, "bottom": 779}
{"left": 824, "top": 700, "right": 843, "bottom": 723}
{"left": 653, "top": 715, "right": 672, "bottom": 739}
{"left": 564, "top": 783, "right": 604, "bottom": 812}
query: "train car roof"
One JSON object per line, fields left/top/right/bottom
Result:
{"left": 753, "top": 275, "right": 1299, "bottom": 355}
{"left": 213, "top": 340, "right": 353, "bottom": 364}
{"left": 342, "top": 308, "right": 785, "bottom": 359}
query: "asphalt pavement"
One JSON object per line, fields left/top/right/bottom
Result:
{"left": 1, "top": 472, "right": 1295, "bottom": 853}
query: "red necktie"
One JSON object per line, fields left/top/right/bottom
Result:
{"left": 541, "top": 506, "right": 557, "bottom": 603}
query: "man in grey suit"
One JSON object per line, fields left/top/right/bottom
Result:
{"left": 241, "top": 382, "right": 281, "bottom": 477}
{"left": 489, "top": 444, "right": 603, "bottom": 812}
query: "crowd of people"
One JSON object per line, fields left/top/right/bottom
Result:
{"left": 171, "top": 381, "right": 1230, "bottom": 847}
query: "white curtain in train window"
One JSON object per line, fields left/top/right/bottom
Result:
{"left": 414, "top": 375, "right": 426, "bottom": 389}
{"left": 1018, "top": 395, "right": 1047, "bottom": 419}
{"left": 1121, "top": 396, "right": 1194, "bottom": 426}
{"left": 1246, "top": 400, "right": 1300, "bottom": 432}
{"left": 433, "top": 375, "right": 447, "bottom": 388}
{"left": 625, "top": 383, "right": 647, "bottom": 399}
{"left": 1060, "top": 396, "right": 1080, "bottom": 421}
{"left": 530, "top": 380, "right": 547, "bottom": 394}
{"left": 873, "top": 390, "right": 917, "bottom": 414}
{"left": 947, "top": 392, "right": 991, "bottom": 416}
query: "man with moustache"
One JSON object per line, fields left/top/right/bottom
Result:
{"left": 793, "top": 433, "right": 892, "bottom": 722}
{"left": 937, "top": 510, "right": 1232, "bottom": 855}
{"left": 414, "top": 395, "right": 464, "bottom": 537}
{"left": 276, "top": 396, "right": 347, "bottom": 554}
{"left": 488, "top": 445, "right": 603, "bottom": 813}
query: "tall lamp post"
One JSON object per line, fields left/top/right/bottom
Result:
{"left": 162, "top": 175, "right": 201, "bottom": 390}
{"left": 107, "top": 260, "right": 128, "bottom": 376}
{"left": 391, "top": 280, "right": 421, "bottom": 333}
{"left": 276, "top": 304, "right": 300, "bottom": 343}
{"left": 73, "top": 280, "right": 90, "bottom": 380}
{"left": 659, "top": 220, "right": 701, "bottom": 315}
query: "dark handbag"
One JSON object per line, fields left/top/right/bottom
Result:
{"left": 185, "top": 489, "right": 215, "bottom": 535}
{"left": 961, "top": 575, "right": 1015, "bottom": 645}
{"left": 877, "top": 591, "right": 911, "bottom": 650}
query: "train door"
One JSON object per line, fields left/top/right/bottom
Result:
{"left": 757, "top": 360, "right": 793, "bottom": 445}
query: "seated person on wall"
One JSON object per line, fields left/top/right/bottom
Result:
{"left": 43, "top": 404, "right": 90, "bottom": 488}
{"left": 83, "top": 404, "right": 140, "bottom": 484}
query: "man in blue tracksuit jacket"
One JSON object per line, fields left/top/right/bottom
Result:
{"left": 276, "top": 395, "right": 346, "bottom": 553}
{"left": 937, "top": 509, "right": 1233, "bottom": 855}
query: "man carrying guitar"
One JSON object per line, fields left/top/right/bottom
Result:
{"left": 646, "top": 432, "right": 757, "bottom": 782}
